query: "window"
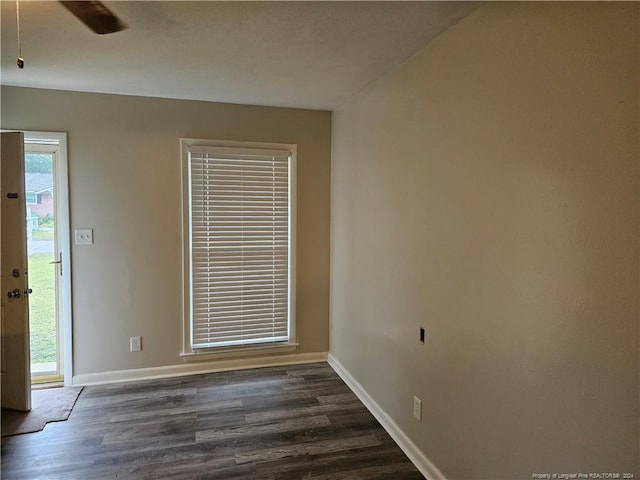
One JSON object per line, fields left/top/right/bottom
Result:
{"left": 181, "top": 139, "right": 296, "bottom": 355}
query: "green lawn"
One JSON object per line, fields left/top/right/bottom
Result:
{"left": 27, "top": 253, "right": 57, "bottom": 364}
{"left": 32, "top": 229, "right": 54, "bottom": 241}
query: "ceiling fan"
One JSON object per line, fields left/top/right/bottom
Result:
{"left": 59, "top": 1, "right": 128, "bottom": 35}
{"left": 15, "top": 0, "right": 127, "bottom": 69}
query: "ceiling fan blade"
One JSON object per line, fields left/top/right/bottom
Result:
{"left": 59, "top": 1, "right": 127, "bottom": 35}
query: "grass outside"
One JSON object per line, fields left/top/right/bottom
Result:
{"left": 28, "top": 253, "right": 57, "bottom": 364}
{"left": 32, "top": 229, "right": 54, "bottom": 241}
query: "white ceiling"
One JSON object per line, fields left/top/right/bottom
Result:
{"left": 0, "top": 1, "right": 477, "bottom": 110}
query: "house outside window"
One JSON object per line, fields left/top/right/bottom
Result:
{"left": 25, "top": 192, "right": 38, "bottom": 205}
{"left": 24, "top": 171, "right": 54, "bottom": 216}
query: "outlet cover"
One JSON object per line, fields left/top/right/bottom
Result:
{"left": 413, "top": 396, "right": 422, "bottom": 421}
{"left": 130, "top": 336, "right": 141, "bottom": 352}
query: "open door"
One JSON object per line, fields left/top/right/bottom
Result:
{"left": 1, "top": 131, "right": 32, "bottom": 411}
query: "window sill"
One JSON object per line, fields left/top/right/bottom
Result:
{"left": 181, "top": 342, "right": 299, "bottom": 362}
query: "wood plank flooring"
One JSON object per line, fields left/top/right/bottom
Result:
{"left": 1, "top": 363, "right": 424, "bottom": 479}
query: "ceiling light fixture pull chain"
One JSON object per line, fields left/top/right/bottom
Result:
{"left": 16, "top": 0, "right": 24, "bottom": 69}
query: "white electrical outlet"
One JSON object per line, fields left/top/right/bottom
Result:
{"left": 130, "top": 336, "right": 141, "bottom": 352}
{"left": 413, "top": 396, "right": 422, "bottom": 421}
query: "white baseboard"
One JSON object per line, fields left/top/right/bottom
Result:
{"left": 73, "top": 352, "right": 328, "bottom": 386}
{"left": 327, "top": 354, "right": 447, "bottom": 480}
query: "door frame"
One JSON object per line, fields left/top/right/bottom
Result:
{"left": 23, "top": 131, "right": 73, "bottom": 386}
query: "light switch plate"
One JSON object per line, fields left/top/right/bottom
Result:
{"left": 75, "top": 228, "right": 93, "bottom": 245}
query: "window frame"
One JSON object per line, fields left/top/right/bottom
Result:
{"left": 180, "top": 138, "right": 297, "bottom": 360}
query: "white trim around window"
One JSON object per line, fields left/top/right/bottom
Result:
{"left": 180, "top": 138, "right": 297, "bottom": 360}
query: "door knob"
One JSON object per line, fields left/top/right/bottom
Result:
{"left": 7, "top": 289, "right": 21, "bottom": 299}
{"left": 24, "top": 288, "right": 33, "bottom": 296}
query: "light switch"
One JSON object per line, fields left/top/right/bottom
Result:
{"left": 75, "top": 228, "right": 93, "bottom": 245}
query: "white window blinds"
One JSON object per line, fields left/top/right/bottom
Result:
{"left": 187, "top": 146, "right": 292, "bottom": 349}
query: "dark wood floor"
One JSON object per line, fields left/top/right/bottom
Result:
{"left": 1, "top": 362, "right": 424, "bottom": 479}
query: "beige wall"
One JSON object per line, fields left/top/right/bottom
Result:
{"left": 1, "top": 86, "right": 331, "bottom": 375}
{"left": 331, "top": 3, "right": 639, "bottom": 478}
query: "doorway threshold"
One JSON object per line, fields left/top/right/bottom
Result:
{"left": 31, "top": 381, "right": 64, "bottom": 390}
{"left": 31, "top": 367, "right": 63, "bottom": 387}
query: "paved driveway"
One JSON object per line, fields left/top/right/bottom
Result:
{"left": 28, "top": 240, "right": 54, "bottom": 255}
